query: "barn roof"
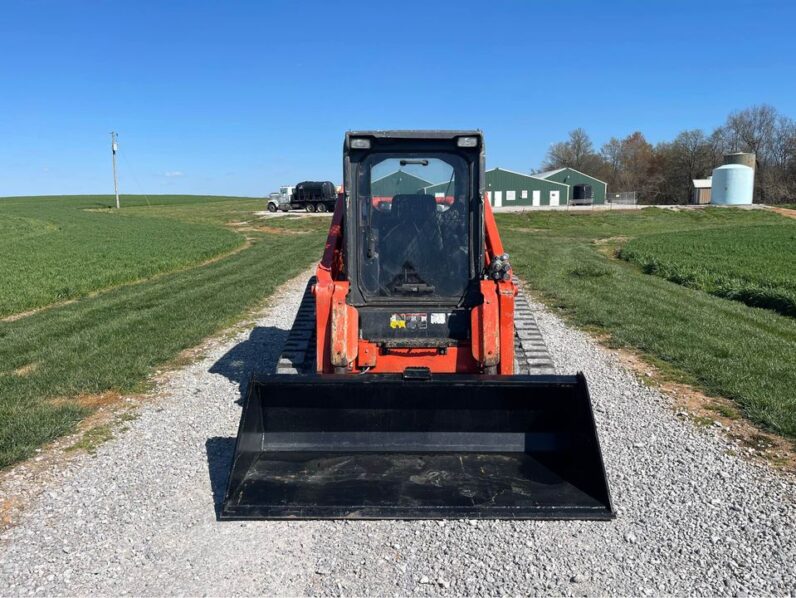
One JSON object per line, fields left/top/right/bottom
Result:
{"left": 534, "top": 167, "right": 606, "bottom": 186}
{"left": 692, "top": 178, "right": 712, "bottom": 189}
{"left": 532, "top": 167, "right": 567, "bottom": 179}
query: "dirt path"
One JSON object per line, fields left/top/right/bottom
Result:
{"left": 767, "top": 205, "right": 796, "bottom": 220}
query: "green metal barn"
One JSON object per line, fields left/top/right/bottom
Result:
{"left": 533, "top": 167, "right": 607, "bottom": 205}
{"left": 483, "top": 168, "right": 569, "bottom": 207}
{"left": 424, "top": 168, "right": 570, "bottom": 207}
{"left": 371, "top": 171, "right": 431, "bottom": 196}
{"left": 379, "top": 165, "right": 608, "bottom": 208}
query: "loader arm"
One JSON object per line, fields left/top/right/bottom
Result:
{"left": 314, "top": 195, "right": 358, "bottom": 373}
{"left": 476, "top": 196, "right": 516, "bottom": 374}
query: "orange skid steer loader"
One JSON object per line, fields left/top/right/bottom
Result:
{"left": 221, "top": 131, "right": 613, "bottom": 519}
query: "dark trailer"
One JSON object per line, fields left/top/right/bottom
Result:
{"left": 291, "top": 181, "right": 337, "bottom": 213}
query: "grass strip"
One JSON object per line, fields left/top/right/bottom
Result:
{"left": 500, "top": 208, "right": 796, "bottom": 438}
{"left": 0, "top": 229, "right": 324, "bottom": 468}
{"left": 619, "top": 224, "right": 796, "bottom": 317}
{"left": 0, "top": 195, "right": 251, "bottom": 317}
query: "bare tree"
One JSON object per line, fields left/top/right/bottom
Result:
{"left": 622, "top": 132, "right": 657, "bottom": 201}
{"left": 599, "top": 137, "right": 623, "bottom": 190}
{"left": 597, "top": 132, "right": 658, "bottom": 201}
{"left": 662, "top": 129, "right": 715, "bottom": 201}
{"left": 541, "top": 141, "right": 574, "bottom": 171}
{"left": 540, "top": 128, "right": 601, "bottom": 172}
{"left": 708, "top": 127, "right": 730, "bottom": 167}
{"left": 723, "top": 104, "right": 779, "bottom": 201}
{"left": 766, "top": 116, "right": 796, "bottom": 200}
{"left": 725, "top": 104, "right": 777, "bottom": 157}
{"left": 568, "top": 128, "right": 595, "bottom": 170}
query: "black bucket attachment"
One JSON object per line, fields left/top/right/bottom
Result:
{"left": 220, "top": 373, "right": 613, "bottom": 520}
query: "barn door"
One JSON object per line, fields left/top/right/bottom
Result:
{"left": 532, "top": 190, "right": 541, "bottom": 207}
{"left": 550, "top": 190, "right": 560, "bottom": 206}
{"left": 493, "top": 191, "right": 503, "bottom": 208}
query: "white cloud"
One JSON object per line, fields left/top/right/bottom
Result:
{"left": 164, "top": 170, "right": 184, "bottom": 177}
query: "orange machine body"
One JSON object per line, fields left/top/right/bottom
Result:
{"left": 314, "top": 194, "right": 515, "bottom": 375}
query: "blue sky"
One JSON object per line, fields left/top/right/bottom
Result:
{"left": 1, "top": 0, "right": 794, "bottom": 197}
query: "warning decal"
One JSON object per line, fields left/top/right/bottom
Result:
{"left": 389, "top": 314, "right": 406, "bottom": 329}
{"left": 390, "top": 313, "right": 428, "bottom": 330}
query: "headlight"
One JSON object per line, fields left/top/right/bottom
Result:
{"left": 350, "top": 138, "right": 371, "bottom": 149}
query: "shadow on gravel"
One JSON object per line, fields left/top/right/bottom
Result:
{"left": 206, "top": 437, "right": 235, "bottom": 517}
{"left": 206, "top": 326, "right": 289, "bottom": 518}
{"left": 209, "top": 326, "right": 289, "bottom": 404}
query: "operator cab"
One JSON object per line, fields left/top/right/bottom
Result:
{"left": 344, "top": 131, "right": 485, "bottom": 309}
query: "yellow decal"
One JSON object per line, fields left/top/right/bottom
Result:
{"left": 390, "top": 314, "right": 406, "bottom": 329}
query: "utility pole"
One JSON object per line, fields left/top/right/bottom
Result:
{"left": 110, "top": 131, "right": 120, "bottom": 209}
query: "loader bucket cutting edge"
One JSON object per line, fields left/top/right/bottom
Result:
{"left": 219, "top": 373, "right": 614, "bottom": 520}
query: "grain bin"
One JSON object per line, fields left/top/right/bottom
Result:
{"left": 711, "top": 164, "right": 754, "bottom": 205}
{"left": 723, "top": 152, "right": 756, "bottom": 170}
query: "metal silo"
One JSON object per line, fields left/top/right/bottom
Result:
{"left": 711, "top": 164, "right": 754, "bottom": 205}
{"left": 723, "top": 152, "right": 756, "bottom": 169}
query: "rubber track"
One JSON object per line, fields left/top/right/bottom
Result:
{"left": 275, "top": 277, "right": 317, "bottom": 374}
{"left": 512, "top": 276, "right": 556, "bottom": 375}
{"left": 276, "top": 276, "right": 555, "bottom": 375}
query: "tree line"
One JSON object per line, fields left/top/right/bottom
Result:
{"left": 537, "top": 104, "right": 796, "bottom": 204}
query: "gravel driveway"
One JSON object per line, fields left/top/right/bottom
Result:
{"left": 1, "top": 270, "right": 794, "bottom": 596}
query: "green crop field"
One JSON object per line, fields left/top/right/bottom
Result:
{"left": 2, "top": 198, "right": 795, "bottom": 469}
{"left": 498, "top": 207, "right": 796, "bottom": 439}
{"left": 619, "top": 225, "right": 796, "bottom": 317}
{"left": 0, "top": 195, "right": 327, "bottom": 468}
{"left": 0, "top": 196, "right": 247, "bottom": 318}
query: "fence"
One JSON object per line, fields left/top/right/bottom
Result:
{"left": 606, "top": 191, "right": 637, "bottom": 205}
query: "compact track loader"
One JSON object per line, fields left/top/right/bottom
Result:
{"left": 221, "top": 131, "right": 613, "bottom": 519}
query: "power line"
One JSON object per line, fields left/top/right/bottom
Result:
{"left": 118, "top": 148, "right": 152, "bottom": 207}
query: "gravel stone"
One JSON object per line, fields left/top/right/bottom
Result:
{"left": 0, "top": 271, "right": 794, "bottom": 596}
